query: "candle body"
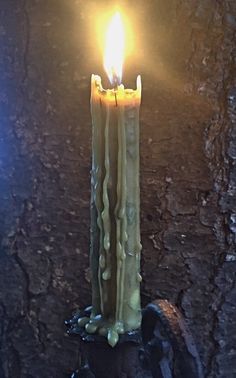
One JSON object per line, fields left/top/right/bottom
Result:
{"left": 87, "top": 75, "right": 142, "bottom": 347}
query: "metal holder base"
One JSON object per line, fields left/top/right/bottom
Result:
{"left": 66, "top": 300, "right": 203, "bottom": 378}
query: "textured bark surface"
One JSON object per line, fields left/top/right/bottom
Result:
{"left": 0, "top": 1, "right": 236, "bottom": 377}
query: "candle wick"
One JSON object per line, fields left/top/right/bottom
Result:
{"left": 111, "top": 69, "right": 120, "bottom": 88}
{"left": 111, "top": 70, "right": 120, "bottom": 106}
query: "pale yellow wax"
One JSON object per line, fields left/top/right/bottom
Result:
{"left": 83, "top": 74, "right": 142, "bottom": 347}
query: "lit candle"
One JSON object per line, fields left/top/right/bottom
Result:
{"left": 81, "top": 12, "right": 142, "bottom": 347}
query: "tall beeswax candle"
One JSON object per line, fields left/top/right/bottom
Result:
{"left": 86, "top": 75, "right": 142, "bottom": 347}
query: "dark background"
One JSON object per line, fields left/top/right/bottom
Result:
{"left": 0, "top": 0, "right": 236, "bottom": 377}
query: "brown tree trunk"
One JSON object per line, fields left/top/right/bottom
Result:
{"left": 0, "top": 1, "right": 236, "bottom": 377}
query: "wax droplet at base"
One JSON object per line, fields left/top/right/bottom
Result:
{"left": 107, "top": 328, "right": 119, "bottom": 347}
{"left": 85, "top": 322, "right": 98, "bottom": 334}
{"left": 77, "top": 317, "right": 90, "bottom": 327}
{"left": 116, "top": 322, "right": 125, "bottom": 334}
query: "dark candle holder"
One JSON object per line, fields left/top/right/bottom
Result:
{"left": 65, "top": 299, "right": 204, "bottom": 378}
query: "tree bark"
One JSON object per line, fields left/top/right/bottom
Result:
{"left": 0, "top": 1, "right": 236, "bottom": 377}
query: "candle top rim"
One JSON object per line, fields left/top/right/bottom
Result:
{"left": 91, "top": 74, "right": 141, "bottom": 103}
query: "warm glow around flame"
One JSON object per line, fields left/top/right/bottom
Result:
{"left": 104, "top": 12, "right": 125, "bottom": 86}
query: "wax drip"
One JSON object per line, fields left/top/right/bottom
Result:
{"left": 95, "top": 168, "right": 104, "bottom": 313}
{"left": 134, "top": 108, "right": 142, "bottom": 291}
{"left": 93, "top": 99, "right": 104, "bottom": 313}
{"left": 101, "top": 104, "right": 111, "bottom": 283}
{"left": 119, "top": 105, "right": 128, "bottom": 323}
{"left": 115, "top": 107, "right": 122, "bottom": 324}
{"left": 134, "top": 106, "right": 142, "bottom": 264}
{"left": 90, "top": 77, "right": 104, "bottom": 315}
{"left": 115, "top": 102, "right": 127, "bottom": 326}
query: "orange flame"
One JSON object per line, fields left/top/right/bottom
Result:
{"left": 104, "top": 12, "right": 125, "bottom": 86}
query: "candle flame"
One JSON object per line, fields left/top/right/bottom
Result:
{"left": 104, "top": 12, "right": 125, "bottom": 86}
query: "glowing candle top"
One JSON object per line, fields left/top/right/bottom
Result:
{"left": 103, "top": 12, "right": 125, "bottom": 87}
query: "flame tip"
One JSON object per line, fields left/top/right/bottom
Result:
{"left": 104, "top": 11, "right": 125, "bottom": 86}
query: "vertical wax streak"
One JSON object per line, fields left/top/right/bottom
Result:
{"left": 121, "top": 76, "right": 142, "bottom": 330}
{"left": 90, "top": 76, "right": 103, "bottom": 315}
{"left": 135, "top": 76, "right": 142, "bottom": 259}
{"left": 134, "top": 98, "right": 142, "bottom": 284}
{"left": 115, "top": 100, "right": 123, "bottom": 324}
{"left": 101, "top": 105, "right": 111, "bottom": 284}
{"left": 115, "top": 105, "right": 121, "bottom": 323}
{"left": 96, "top": 100, "right": 105, "bottom": 314}
{"left": 120, "top": 107, "right": 128, "bottom": 323}
{"left": 115, "top": 99, "right": 128, "bottom": 326}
